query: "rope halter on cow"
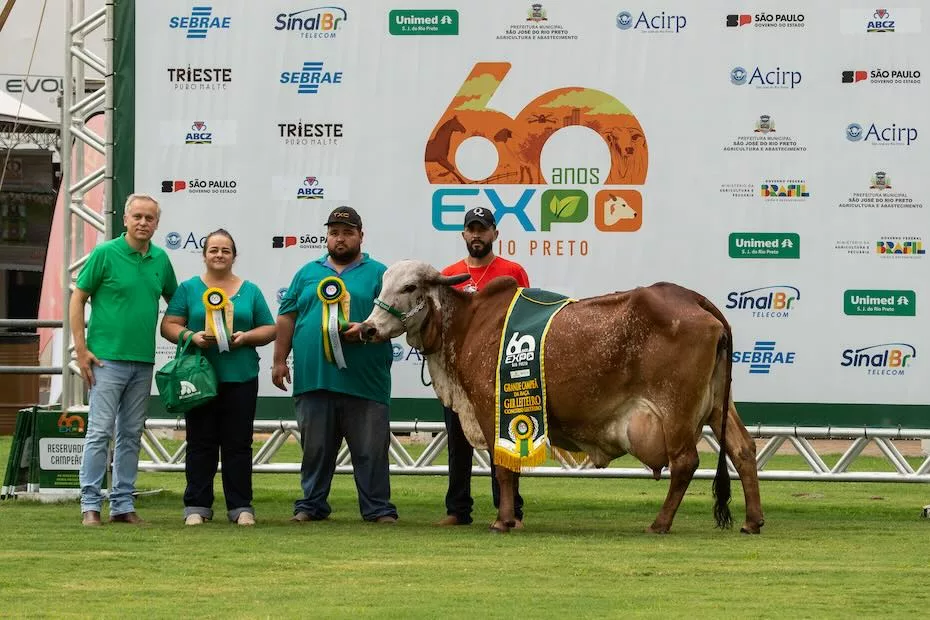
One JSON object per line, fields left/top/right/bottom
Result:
{"left": 373, "top": 296, "right": 426, "bottom": 328}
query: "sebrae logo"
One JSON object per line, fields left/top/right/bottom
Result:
{"left": 841, "top": 342, "right": 915, "bottom": 376}
{"left": 732, "top": 340, "right": 796, "bottom": 374}
{"left": 169, "top": 6, "right": 231, "bottom": 39}
{"left": 725, "top": 285, "right": 799, "bottom": 318}
{"left": 275, "top": 7, "right": 347, "bottom": 38}
{"left": 427, "top": 62, "right": 647, "bottom": 258}
{"left": 280, "top": 62, "right": 343, "bottom": 95}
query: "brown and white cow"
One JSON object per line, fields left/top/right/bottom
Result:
{"left": 361, "top": 260, "right": 765, "bottom": 534}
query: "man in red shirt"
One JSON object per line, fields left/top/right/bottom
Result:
{"left": 437, "top": 207, "right": 529, "bottom": 527}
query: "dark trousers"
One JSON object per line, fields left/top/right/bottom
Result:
{"left": 184, "top": 378, "right": 258, "bottom": 521}
{"left": 294, "top": 390, "right": 397, "bottom": 521}
{"left": 444, "top": 406, "right": 523, "bottom": 523}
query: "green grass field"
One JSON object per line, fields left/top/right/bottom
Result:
{"left": 1, "top": 437, "right": 929, "bottom": 618}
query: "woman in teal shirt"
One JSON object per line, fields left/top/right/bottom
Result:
{"left": 161, "top": 229, "right": 276, "bottom": 526}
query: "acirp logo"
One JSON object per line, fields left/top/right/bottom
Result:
{"left": 730, "top": 65, "right": 802, "bottom": 89}
{"left": 841, "top": 343, "right": 915, "bottom": 375}
{"left": 725, "top": 285, "right": 799, "bottom": 318}
{"left": 169, "top": 6, "right": 231, "bottom": 39}
{"left": 732, "top": 340, "right": 796, "bottom": 374}
{"left": 846, "top": 122, "right": 917, "bottom": 145}
{"left": 615, "top": 10, "right": 687, "bottom": 33}
{"left": 164, "top": 232, "right": 205, "bottom": 252}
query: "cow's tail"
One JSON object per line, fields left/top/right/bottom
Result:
{"left": 699, "top": 296, "right": 733, "bottom": 530}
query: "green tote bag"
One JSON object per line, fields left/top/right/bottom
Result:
{"left": 155, "top": 332, "right": 218, "bottom": 414}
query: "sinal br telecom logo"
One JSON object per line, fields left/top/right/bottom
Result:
{"left": 389, "top": 10, "right": 458, "bottom": 35}
{"left": 729, "top": 233, "right": 799, "bottom": 258}
{"left": 844, "top": 289, "right": 916, "bottom": 316}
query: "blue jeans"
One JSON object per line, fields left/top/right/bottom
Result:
{"left": 294, "top": 390, "right": 397, "bottom": 521}
{"left": 79, "top": 360, "right": 153, "bottom": 515}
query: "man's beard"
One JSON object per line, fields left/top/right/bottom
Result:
{"left": 329, "top": 245, "right": 361, "bottom": 264}
{"left": 467, "top": 240, "right": 492, "bottom": 259}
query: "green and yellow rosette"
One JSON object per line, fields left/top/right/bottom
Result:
{"left": 203, "top": 287, "right": 232, "bottom": 353}
{"left": 508, "top": 415, "right": 536, "bottom": 458}
{"left": 318, "top": 276, "right": 351, "bottom": 369}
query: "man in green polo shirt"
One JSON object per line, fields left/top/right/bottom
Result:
{"left": 70, "top": 194, "right": 177, "bottom": 526}
{"left": 272, "top": 206, "right": 398, "bottom": 523}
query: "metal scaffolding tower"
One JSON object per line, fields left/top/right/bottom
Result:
{"left": 60, "top": 0, "right": 112, "bottom": 413}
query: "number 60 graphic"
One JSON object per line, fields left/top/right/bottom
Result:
{"left": 424, "top": 62, "right": 648, "bottom": 186}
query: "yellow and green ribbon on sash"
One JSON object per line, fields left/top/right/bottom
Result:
{"left": 203, "top": 287, "right": 232, "bottom": 353}
{"left": 494, "top": 288, "right": 575, "bottom": 471}
{"left": 318, "top": 276, "right": 351, "bottom": 369}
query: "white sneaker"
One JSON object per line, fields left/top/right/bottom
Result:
{"left": 236, "top": 512, "right": 255, "bottom": 526}
{"left": 185, "top": 514, "right": 204, "bottom": 526}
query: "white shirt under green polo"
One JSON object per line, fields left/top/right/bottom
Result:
{"left": 76, "top": 233, "right": 178, "bottom": 363}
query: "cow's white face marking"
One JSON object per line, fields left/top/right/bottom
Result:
{"left": 365, "top": 260, "right": 438, "bottom": 341}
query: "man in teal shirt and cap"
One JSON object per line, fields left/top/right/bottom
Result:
{"left": 272, "top": 206, "right": 398, "bottom": 523}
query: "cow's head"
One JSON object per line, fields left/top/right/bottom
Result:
{"left": 361, "top": 260, "right": 468, "bottom": 351}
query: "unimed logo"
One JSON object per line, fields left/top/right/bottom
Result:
{"left": 729, "top": 233, "right": 800, "bottom": 258}
{"left": 843, "top": 289, "right": 916, "bottom": 316}
{"left": 732, "top": 340, "right": 796, "bottom": 374}
{"left": 389, "top": 9, "right": 459, "bottom": 35}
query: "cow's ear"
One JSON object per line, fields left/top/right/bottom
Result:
{"left": 419, "top": 298, "right": 443, "bottom": 355}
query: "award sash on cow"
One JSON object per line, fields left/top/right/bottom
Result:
{"left": 202, "top": 288, "right": 233, "bottom": 353}
{"left": 318, "top": 276, "right": 351, "bottom": 369}
{"left": 494, "top": 288, "right": 575, "bottom": 471}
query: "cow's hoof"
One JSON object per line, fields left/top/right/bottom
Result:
{"left": 646, "top": 524, "right": 670, "bottom": 534}
{"left": 920, "top": 505, "right": 930, "bottom": 519}
{"left": 489, "top": 520, "right": 511, "bottom": 534}
{"left": 740, "top": 519, "right": 765, "bottom": 534}
{"left": 740, "top": 526, "right": 761, "bottom": 535}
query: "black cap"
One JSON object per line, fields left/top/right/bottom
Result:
{"left": 464, "top": 207, "right": 495, "bottom": 229}
{"left": 325, "top": 206, "right": 362, "bottom": 229}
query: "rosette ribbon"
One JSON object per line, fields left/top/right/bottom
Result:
{"left": 203, "top": 287, "right": 232, "bottom": 353}
{"left": 318, "top": 276, "right": 350, "bottom": 369}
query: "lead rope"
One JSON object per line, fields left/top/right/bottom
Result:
{"left": 420, "top": 354, "right": 432, "bottom": 386}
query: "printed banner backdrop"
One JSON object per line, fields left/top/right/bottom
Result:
{"left": 133, "top": 2, "right": 929, "bottom": 420}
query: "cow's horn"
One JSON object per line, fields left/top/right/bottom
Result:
{"left": 436, "top": 273, "right": 470, "bottom": 287}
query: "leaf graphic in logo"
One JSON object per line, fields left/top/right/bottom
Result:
{"left": 556, "top": 195, "right": 581, "bottom": 218}
{"left": 548, "top": 195, "right": 560, "bottom": 215}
